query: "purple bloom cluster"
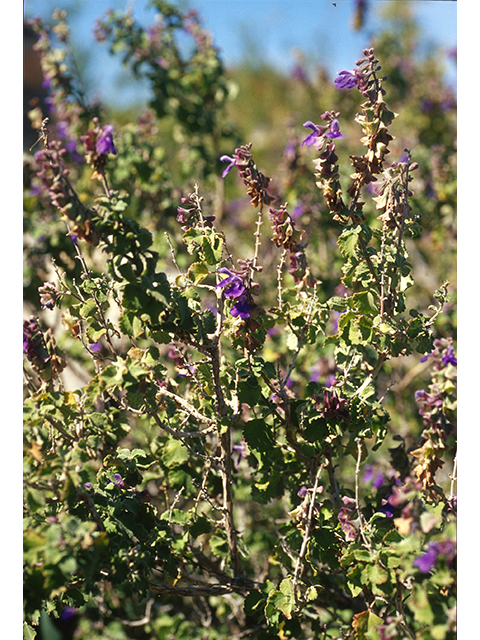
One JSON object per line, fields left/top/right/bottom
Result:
{"left": 81, "top": 118, "right": 118, "bottom": 185}
{"left": 23, "top": 317, "right": 50, "bottom": 369}
{"left": 316, "top": 388, "right": 350, "bottom": 422}
{"left": 112, "top": 473, "right": 125, "bottom": 487}
{"left": 414, "top": 539, "right": 456, "bottom": 573}
{"left": 415, "top": 338, "right": 457, "bottom": 437}
{"left": 302, "top": 118, "right": 345, "bottom": 147}
{"left": 96, "top": 124, "right": 117, "bottom": 156}
{"left": 363, "top": 464, "right": 385, "bottom": 489}
{"left": 215, "top": 268, "right": 251, "bottom": 319}
{"left": 334, "top": 69, "right": 359, "bottom": 90}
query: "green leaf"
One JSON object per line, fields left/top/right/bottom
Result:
{"left": 346, "top": 564, "right": 364, "bottom": 598}
{"left": 23, "top": 622, "right": 37, "bottom": 640}
{"left": 338, "top": 226, "right": 361, "bottom": 258}
{"left": 352, "top": 291, "right": 378, "bottom": 315}
{"left": 266, "top": 577, "right": 296, "bottom": 621}
{"left": 190, "top": 516, "right": 212, "bottom": 538}
{"left": 86, "top": 322, "right": 107, "bottom": 342}
{"left": 210, "top": 533, "right": 229, "bottom": 558}
{"left": 119, "top": 310, "right": 144, "bottom": 338}
{"left": 237, "top": 375, "right": 262, "bottom": 408}
{"left": 202, "top": 232, "right": 223, "bottom": 265}
{"left": 243, "top": 419, "right": 276, "bottom": 470}
{"left": 187, "top": 262, "right": 210, "bottom": 285}
{"left": 352, "top": 610, "right": 383, "bottom": 640}
{"left": 411, "top": 583, "right": 434, "bottom": 625}
{"left": 306, "top": 585, "right": 318, "bottom": 601}
{"left": 79, "top": 298, "right": 98, "bottom": 318}
{"left": 365, "top": 562, "right": 390, "bottom": 596}
{"left": 162, "top": 439, "right": 189, "bottom": 468}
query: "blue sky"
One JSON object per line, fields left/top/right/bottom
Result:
{"left": 23, "top": 0, "right": 457, "bottom": 108}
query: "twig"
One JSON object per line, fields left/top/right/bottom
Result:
{"left": 325, "top": 445, "right": 341, "bottom": 509}
{"left": 155, "top": 387, "right": 217, "bottom": 429}
{"left": 276, "top": 248, "right": 288, "bottom": 311}
{"left": 354, "top": 438, "right": 371, "bottom": 549}
{"left": 292, "top": 462, "right": 324, "bottom": 604}
{"left": 448, "top": 452, "right": 457, "bottom": 504}
{"left": 43, "top": 414, "right": 76, "bottom": 443}
{"left": 150, "top": 408, "right": 216, "bottom": 438}
{"left": 165, "top": 231, "right": 183, "bottom": 273}
{"left": 252, "top": 204, "right": 264, "bottom": 273}
{"left": 168, "top": 487, "right": 185, "bottom": 524}
{"left": 148, "top": 581, "right": 249, "bottom": 597}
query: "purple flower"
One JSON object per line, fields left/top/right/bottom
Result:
{"left": 230, "top": 295, "right": 251, "bottom": 319}
{"left": 220, "top": 154, "right": 235, "bottom": 178}
{"left": 334, "top": 69, "right": 358, "bottom": 90}
{"left": 113, "top": 473, "right": 124, "bottom": 487}
{"left": 379, "top": 495, "right": 394, "bottom": 517}
{"left": 442, "top": 346, "right": 457, "bottom": 366}
{"left": 420, "top": 352, "right": 432, "bottom": 363}
{"left": 302, "top": 121, "right": 322, "bottom": 147}
{"left": 60, "top": 606, "right": 77, "bottom": 620}
{"left": 363, "top": 464, "right": 385, "bottom": 489}
{"left": 89, "top": 342, "right": 102, "bottom": 353}
{"left": 96, "top": 125, "right": 117, "bottom": 155}
{"left": 297, "top": 486, "right": 308, "bottom": 498}
{"left": 84, "top": 482, "right": 93, "bottom": 490}
{"left": 232, "top": 438, "right": 246, "bottom": 468}
{"left": 414, "top": 546, "right": 438, "bottom": 573}
{"left": 215, "top": 268, "right": 246, "bottom": 298}
{"left": 325, "top": 119, "right": 345, "bottom": 139}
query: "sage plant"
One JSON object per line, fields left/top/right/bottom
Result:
{"left": 24, "top": 5, "right": 456, "bottom": 639}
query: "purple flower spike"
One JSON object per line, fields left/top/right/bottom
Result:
{"left": 96, "top": 124, "right": 117, "bottom": 155}
{"left": 302, "top": 121, "right": 322, "bottom": 147}
{"left": 334, "top": 69, "right": 358, "bottom": 90}
{"left": 325, "top": 119, "right": 345, "bottom": 139}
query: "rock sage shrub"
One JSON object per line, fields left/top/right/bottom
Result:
{"left": 23, "top": 4, "right": 456, "bottom": 639}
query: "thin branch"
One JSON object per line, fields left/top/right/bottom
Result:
{"left": 44, "top": 414, "right": 77, "bottom": 443}
{"left": 276, "top": 248, "right": 288, "bottom": 312}
{"left": 150, "top": 409, "right": 216, "bottom": 439}
{"left": 252, "top": 204, "right": 264, "bottom": 273}
{"left": 155, "top": 387, "right": 217, "bottom": 429}
{"left": 292, "top": 462, "right": 324, "bottom": 605}
{"left": 354, "top": 438, "right": 371, "bottom": 549}
{"left": 448, "top": 452, "right": 457, "bottom": 504}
